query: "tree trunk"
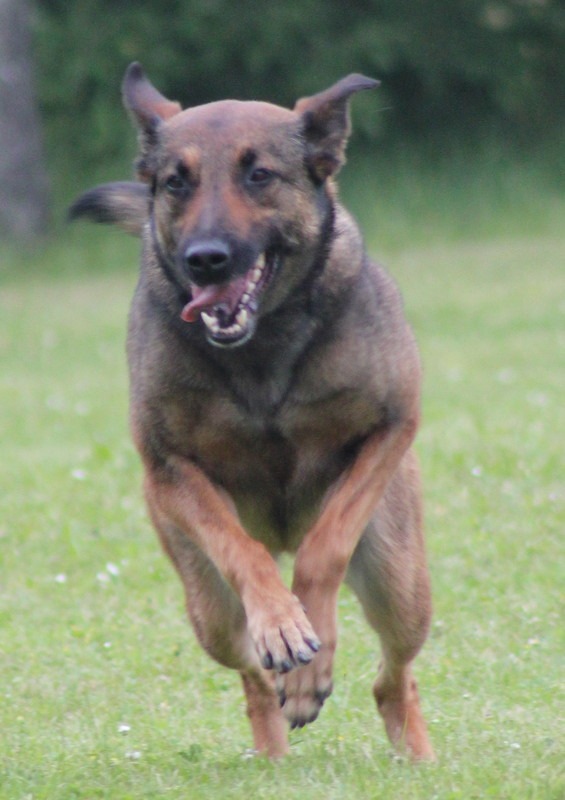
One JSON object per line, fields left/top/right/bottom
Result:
{"left": 0, "top": 0, "right": 50, "bottom": 241}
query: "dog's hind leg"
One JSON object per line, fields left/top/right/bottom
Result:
{"left": 345, "top": 451, "right": 435, "bottom": 761}
{"left": 152, "top": 520, "right": 289, "bottom": 757}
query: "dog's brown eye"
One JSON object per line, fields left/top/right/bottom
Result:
{"left": 165, "top": 174, "right": 186, "bottom": 193}
{"left": 248, "top": 168, "right": 274, "bottom": 186}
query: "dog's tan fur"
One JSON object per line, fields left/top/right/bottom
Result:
{"left": 70, "top": 62, "right": 434, "bottom": 760}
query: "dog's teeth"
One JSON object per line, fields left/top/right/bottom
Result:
{"left": 201, "top": 312, "right": 220, "bottom": 333}
{"left": 204, "top": 252, "right": 264, "bottom": 339}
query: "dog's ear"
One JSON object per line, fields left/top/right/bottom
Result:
{"left": 122, "top": 62, "right": 182, "bottom": 182}
{"left": 68, "top": 181, "right": 149, "bottom": 237}
{"left": 295, "top": 74, "right": 379, "bottom": 182}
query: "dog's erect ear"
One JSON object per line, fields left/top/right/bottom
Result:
{"left": 122, "top": 62, "right": 182, "bottom": 181}
{"left": 295, "top": 74, "right": 379, "bottom": 181}
{"left": 122, "top": 62, "right": 182, "bottom": 128}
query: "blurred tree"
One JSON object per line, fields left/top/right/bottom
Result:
{"left": 35, "top": 0, "right": 565, "bottom": 183}
{"left": 0, "top": 0, "right": 50, "bottom": 241}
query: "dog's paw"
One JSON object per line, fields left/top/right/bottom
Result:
{"left": 276, "top": 646, "right": 334, "bottom": 728}
{"left": 247, "top": 595, "right": 321, "bottom": 674}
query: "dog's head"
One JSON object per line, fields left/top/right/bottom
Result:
{"left": 72, "top": 64, "right": 378, "bottom": 348}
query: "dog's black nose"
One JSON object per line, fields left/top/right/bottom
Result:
{"left": 185, "top": 240, "right": 231, "bottom": 284}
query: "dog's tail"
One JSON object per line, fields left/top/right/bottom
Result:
{"left": 68, "top": 181, "right": 149, "bottom": 237}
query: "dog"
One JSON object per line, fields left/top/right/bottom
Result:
{"left": 70, "top": 62, "right": 434, "bottom": 760}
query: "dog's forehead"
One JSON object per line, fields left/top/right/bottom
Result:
{"left": 162, "top": 100, "right": 300, "bottom": 157}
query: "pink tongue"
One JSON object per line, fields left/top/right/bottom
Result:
{"left": 181, "top": 276, "right": 247, "bottom": 323}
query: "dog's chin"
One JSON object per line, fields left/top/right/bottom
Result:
{"left": 204, "top": 314, "right": 258, "bottom": 349}
{"left": 184, "top": 250, "right": 281, "bottom": 349}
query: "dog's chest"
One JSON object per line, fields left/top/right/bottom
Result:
{"left": 154, "top": 322, "right": 384, "bottom": 546}
{"left": 175, "top": 327, "right": 383, "bottom": 494}
{"left": 185, "top": 377, "right": 377, "bottom": 498}
{"left": 177, "top": 387, "right": 373, "bottom": 549}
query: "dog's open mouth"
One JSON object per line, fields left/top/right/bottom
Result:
{"left": 180, "top": 251, "right": 277, "bottom": 347}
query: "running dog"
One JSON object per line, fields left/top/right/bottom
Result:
{"left": 70, "top": 62, "right": 435, "bottom": 760}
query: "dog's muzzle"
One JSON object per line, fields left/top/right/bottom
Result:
{"left": 180, "top": 250, "right": 279, "bottom": 348}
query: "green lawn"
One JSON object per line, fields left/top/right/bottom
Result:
{"left": 1, "top": 213, "right": 564, "bottom": 797}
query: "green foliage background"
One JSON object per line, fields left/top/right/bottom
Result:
{"left": 35, "top": 0, "right": 565, "bottom": 183}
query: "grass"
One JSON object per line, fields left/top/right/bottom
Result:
{"left": 1, "top": 160, "right": 564, "bottom": 798}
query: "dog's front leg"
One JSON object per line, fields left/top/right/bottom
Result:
{"left": 280, "top": 411, "right": 419, "bottom": 727}
{"left": 143, "top": 455, "right": 321, "bottom": 674}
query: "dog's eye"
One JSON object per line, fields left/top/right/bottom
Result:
{"left": 165, "top": 174, "right": 187, "bottom": 193}
{"left": 247, "top": 168, "right": 274, "bottom": 186}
